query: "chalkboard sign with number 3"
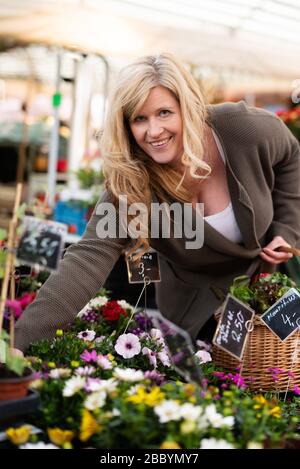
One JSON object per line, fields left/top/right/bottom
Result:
{"left": 126, "top": 250, "right": 161, "bottom": 284}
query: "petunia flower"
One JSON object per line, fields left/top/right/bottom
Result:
{"left": 114, "top": 333, "right": 141, "bottom": 359}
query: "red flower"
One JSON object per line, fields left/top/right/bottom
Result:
{"left": 102, "top": 300, "right": 128, "bottom": 321}
{"left": 251, "top": 273, "right": 271, "bottom": 284}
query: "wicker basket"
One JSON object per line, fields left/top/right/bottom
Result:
{"left": 212, "top": 314, "right": 300, "bottom": 392}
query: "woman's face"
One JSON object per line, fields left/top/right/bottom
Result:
{"left": 129, "top": 85, "right": 184, "bottom": 168}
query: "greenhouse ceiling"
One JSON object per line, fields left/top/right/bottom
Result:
{"left": 0, "top": 0, "right": 299, "bottom": 81}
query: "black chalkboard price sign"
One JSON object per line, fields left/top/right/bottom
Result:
{"left": 213, "top": 294, "right": 255, "bottom": 360}
{"left": 126, "top": 251, "right": 161, "bottom": 284}
{"left": 17, "top": 216, "right": 67, "bottom": 271}
{"left": 260, "top": 287, "right": 300, "bottom": 341}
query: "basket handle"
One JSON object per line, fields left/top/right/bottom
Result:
{"left": 277, "top": 246, "right": 300, "bottom": 257}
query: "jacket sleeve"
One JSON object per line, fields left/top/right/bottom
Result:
{"left": 15, "top": 192, "right": 128, "bottom": 352}
{"left": 267, "top": 118, "right": 300, "bottom": 247}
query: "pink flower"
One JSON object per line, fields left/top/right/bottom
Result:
{"left": 293, "top": 385, "right": 300, "bottom": 395}
{"left": 5, "top": 299, "right": 22, "bottom": 318}
{"left": 80, "top": 349, "right": 98, "bottom": 363}
{"left": 114, "top": 333, "right": 141, "bottom": 359}
{"left": 96, "top": 354, "right": 113, "bottom": 370}
{"left": 142, "top": 347, "right": 157, "bottom": 368}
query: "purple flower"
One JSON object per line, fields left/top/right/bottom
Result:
{"left": 81, "top": 309, "right": 100, "bottom": 322}
{"left": 144, "top": 370, "right": 166, "bottom": 385}
{"left": 135, "top": 313, "right": 153, "bottom": 331}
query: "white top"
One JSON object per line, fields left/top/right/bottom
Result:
{"left": 204, "top": 130, "right": 243, "bottom": 244}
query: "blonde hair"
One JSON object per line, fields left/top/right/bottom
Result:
{"left": 101, "top": 53, "right": 209, "bottom": 258}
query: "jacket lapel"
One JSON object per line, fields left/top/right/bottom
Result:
{"left": 207, "top": 114, "right": 261, "bottom": 252}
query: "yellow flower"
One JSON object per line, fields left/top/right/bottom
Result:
{"left": 183, "top": 383, "right": 196, "bottom": 396}
{"left": 47, "top": 362, "right": 56, "bottom": 368}
{"left": 56, "top": 329, "right": 63, "bottom": 337}
{"left": 253, "top": 395, "right": 267, "bottom": 409}
{"left": 180, "top": 420, "right": 196, "bottom": 434}
{"left": 6, "top": 426, "right": 31, "bottom": 445}
{"left": 126, "top": 386, "right": 165, "bottom": 406}
{"left": 71, "top": 360, "right": 80, "bottom": 368}
{"left": 79, "top": 410, "right": 101, "bottom": 442}
{"left": 160, "top": 440, "right": 181, "bottom": 449}
{"left": 30, "top": 379, "right": 44, "bottom": 390}
{"left": 253, "top": 395, "right": 267, "bottom": 405}
{"left": 269, "top": 406, "right": 281, "bottom": 419}
{"left": 47, "top": 428, "right": 75, "bottom": 446}
{"left": 107, "top": 353, "right": 114, "bottom": 361}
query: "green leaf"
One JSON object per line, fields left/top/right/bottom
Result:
{"left": 0, "top": 228, "right": 7, "bottom": 241}
{"left": 6, "top": 353, "right": 26, "bottom": 376}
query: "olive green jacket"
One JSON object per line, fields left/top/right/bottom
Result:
{"left": 15, "top": 102, "right": 300, "bottom": 351}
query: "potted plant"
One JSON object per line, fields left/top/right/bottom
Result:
{"left": 0, "top": 183, "right": 35, "bottom": 403}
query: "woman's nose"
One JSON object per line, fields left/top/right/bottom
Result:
{"left": 147, "top": 120, "right": 164, "bottom": 139}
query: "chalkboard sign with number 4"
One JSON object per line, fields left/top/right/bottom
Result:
{"left": 126, "top": 251, "right": 161, "bottom": 284}
{"left": 17, "top": 216, "right": 67, "bottom": 271}
{"left": 213, "top": 294, "right": 255, "bottom": 360}
{"left": 260, "top": 287, "right": 300, "bottom": 342}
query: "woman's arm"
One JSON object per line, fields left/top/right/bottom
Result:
{"left": 15, "top": 192, "right": 128, "bottom": 352}
{"left": 266, "top": 119, "right": 300, "bottom": 247}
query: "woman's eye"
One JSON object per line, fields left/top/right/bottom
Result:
{"left": 159, "top": 110, "right": 171, "bottom": 117}
{"left": 134, "top": 115, "right": 146, "bottom": 123}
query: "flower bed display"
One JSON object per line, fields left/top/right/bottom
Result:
{"left": 2, "top": 291, "right": 299, "bottom": 449}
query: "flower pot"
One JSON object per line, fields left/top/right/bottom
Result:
{"left": 0, "top": 367, "right": 34, "bottom": 401}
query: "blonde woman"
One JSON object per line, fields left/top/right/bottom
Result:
{"left": 15, "top": 53, "right": 300, "bottom": 352}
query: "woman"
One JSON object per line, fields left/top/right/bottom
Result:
{"left": 15, "top": 53, "right": 300, "bottom": 352}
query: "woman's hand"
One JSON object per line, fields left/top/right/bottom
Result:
{"left": 259, "top": 236, "right": 293, "bottom": 265}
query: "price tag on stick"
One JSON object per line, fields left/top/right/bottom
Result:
{"left": 17, "top": 216, "right": 67, "bottom": 271}
{"left": 126, "top": 250, "right": 161, "bottom": 284}
{"left": 213, "top": 294, "right": 255, "bottom": 360}
{"left": 260, "top": 287, "right": 300, "bottom": 342}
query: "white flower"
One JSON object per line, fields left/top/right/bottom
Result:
{"left": 20, "top": 442, "right": 59, "bottom": 449}
{"left": 158, "top": 350, "right": 171, "bottom": 367}
{"left": 84, "top": 391, "right": 106, "bottom": 410}
{"left": 196, "top": 339, "right": 212, "bottom": 352}
{"left": 95, "top": 378, "right": 118, "bottom": 394}
{"left": 63, "top": 376, "right": 86, "bottom": 397}
{"left": 96, "top": 354, "right": 113, "bottom": 370}
{"left": 95, "top": 336, "right": 105, "bottom": 344}
{"left": 85, "top": 378, "right": 103, "bottom": 392}
{"left": 142, "top": 346, "right": 157, "bottom": 368}
{"left": 150, "top": 328, "right": 165, "bottom": 346}
{"left": 114, "top": 333, "right": 141, "bottom": 359}
{"left": 127, "top": 384, "right": 141, "bottom": 396}
{"left": 75, "top": 366, "right": 96, "bottom": 376}
{"left": 77, "top": 330, "right": 96, "bottom": 342}
{"left": 200, "top": 438, "right": 235, "bottom": 449}
{"left": 154, "top": 400, "right": 181, "bottom": 423}
{"left": 112, "top": 408, "right": 121, "bottom": 417}
{"left": 113, "top": 367, "right": 144, "bottom": 382}
{"left": 76, "top": 297, "right": 108, "bottom": 317}
{"left": 49, "top": 368, "right": 71, "bottom": 379}
{"left": 117, "top": 299, "right": 134, "bottom": 312}
{"left": 195, "top": 350, "right": 212, "bottom": 364}
{"left": 204, "top": 404, "right": 234, "bottom": 429}
{"left": 180, "top": 403, "right": 202, "bottom": 421}
{"left": 89, "top": 296, "right": 109, "bottom": 309}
